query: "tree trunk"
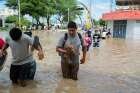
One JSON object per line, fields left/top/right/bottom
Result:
{"left": 58, "top": 14, "right": 64, "bottom": 29}
{"left": 35, "top": 17, "right": 40, "bottom": 29}
{"left": 46, "top": 15, "right": 50, "bottom": 30}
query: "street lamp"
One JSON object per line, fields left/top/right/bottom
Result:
{"left": 17, "top": 0, "right": 21, "bottom": 28}
{"left": 68, "top": 8, "right": 69, "bottom": 23}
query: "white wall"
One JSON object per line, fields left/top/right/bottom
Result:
{"left": 107, "top": 21, "right": 113, "bottom": 36}
{"left": 126, "top": 20, "right": 135, "bottom": 39}
{"left": 133, "top": 20, "right": 140, "bottom": 40}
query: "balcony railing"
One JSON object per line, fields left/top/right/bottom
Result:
{"left": 116, "top": 0, "right": 140, "bottom": 5}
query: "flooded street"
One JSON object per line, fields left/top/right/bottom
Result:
{"left": 0, "top": 31, "right": 140, "bottom": 93}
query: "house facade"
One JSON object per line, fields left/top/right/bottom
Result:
{"left": 102, "top": 0, "right": 140, "bottom": 40}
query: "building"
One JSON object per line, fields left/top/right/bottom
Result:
{"left": 102, "top": 0, "right": 140, "bottom": 39}
{"left": 0, "top": 8, "right": 17, "bottom": 27}
{"left": 116, "top": 0, "right": 140, "bottom": 7}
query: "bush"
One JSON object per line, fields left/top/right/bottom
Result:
{"left": 0, "top": 27, "right": 9, "bottom": 31}
{"left": 5, "top": 15, "right": 31, "bottom": 27}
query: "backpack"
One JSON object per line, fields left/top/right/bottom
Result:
{"left": 24, "top": 31, "right": 32, "bottom": 37}
{"left": 62, "top": 33, "right": 83, "bottom": 48}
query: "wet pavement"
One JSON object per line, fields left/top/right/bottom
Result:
{"left": 0, "top": 31, "right": 140, "bottom": 93}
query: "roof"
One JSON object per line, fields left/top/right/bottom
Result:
{"left": 102, "top": 10, "right": 140, "bottom": 21}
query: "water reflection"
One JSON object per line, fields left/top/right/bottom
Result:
{"left": 55, "top": 79, "right": 79, "bottom": 93}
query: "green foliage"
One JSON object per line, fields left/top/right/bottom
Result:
{"left": 99, "top": 19, "right": 106, "bottom": 26}
{"left": 92, "top": 19, "right": 106, "bottom": 26}
{"left": 5, "top": 15, "right": 17, "bottom": 23}
{"left": 6, "top": 0, "right": 82, "bottom": 27}
{"left": 5, "top": 0, "right": 17, "bottom": 9}
{"left": 93, "top": 19, "right": 99, "bottom": 26}
{"left": 55, "top": 0, "right": 82, "bottom": 23}
{"left": 5, "top": 15, "right": 31, "bottom": 26}
{"left": 0, "top": 27, "right": 9, "bottom": 31}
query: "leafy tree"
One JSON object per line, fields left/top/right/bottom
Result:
{"left": 6, "top": 0, "right": 46, "bottom": 25}
{"left": 6, "top": 0, "right": 82, "bottom": 29}
{"left": 99, "top": 19, "right": 106, "bottom": 26}
{"left": 55, "top": 0, "right": 82, "bottom": 24}
{"left": 93, "top": 19, "right": 99, "bottom": 26}
{"left": 5, "top": 0, "right": 17, "bottom": 9}
{"left": 43, "top": 0, "right": 57, "bottom": 29}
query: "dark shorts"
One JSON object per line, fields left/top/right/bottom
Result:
{"left": 93, "top": 42, "right": 99, "bottom": 47}
{"left": 61, "top": 62, "right": 79, "bottom": 79}
{"left": 10, "top": 61, "right": 36, "bottom": 82}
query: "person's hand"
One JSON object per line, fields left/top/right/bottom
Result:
{"left": 67, "top": 45, "right": 74, "bottom": 49}
{"left": 80, "top": 57, "right": 85, "bottom": 64}
{"left": 67, "top": 45, "right": 75, "bottom": 53}
{"left": 38, "top": 50, "right": 44, "bottom": 60}
{"left": 0, "top": 50, "right": 4, "bottom": 57}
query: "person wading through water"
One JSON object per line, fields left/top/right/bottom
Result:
{"left": 56, "top": 21, "right": 87, "bottom": 80}
{"left": 0, "top": 28, "right": 44, "bottom": 87}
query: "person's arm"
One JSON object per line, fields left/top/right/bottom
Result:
{"left": 56, "top": 44, "right": 75, "bottom": 53}
{"left": 36, "top": 45, "right": 44, "bottom": 60}
{"left": 56, "top": 47, "right": 66, "bottom": 53}
{"left": 80, "top": 45, "right": 87, "bottom": 64}
{"left": 80, "top": 37, "right": 87, "bottom": 64}
{"left": 26, "top": 34, "right": 44, "bottom": 60}
{"left": 2, "top": 43, "right": 9, "bottom": 51}
{"left": 33, "top": 36, "right": 44, "bottom": 60}
{"left": 0, "top": 43, "right": 9, "bottom": 57}
{"left": 56, "top": 36, "right": 66, "bottom": 54}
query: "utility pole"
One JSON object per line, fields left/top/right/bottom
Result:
{"left": 18, "top": 0, "right": 21, "bottom": 28}
{"left": 68, "top": 8, "right": 70, "bottom": 23}
{"left": 110, "top": 0, "right": 113, "bottom": 12}
{"left": 90, "top": 0, "right": 92, "bottom": 17}
{"left": 90, "top": 0, "right": 94, "bottom": 28}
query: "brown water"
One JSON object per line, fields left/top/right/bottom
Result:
{"left": 0, "top": 31, "right": 140, "bottom": 93}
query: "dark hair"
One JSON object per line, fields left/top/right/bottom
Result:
{"left": 9, "top": 28, "right": 22, "bottom": 41}
{"left": 67, "top": 21, "right": 77, "bottom": 29}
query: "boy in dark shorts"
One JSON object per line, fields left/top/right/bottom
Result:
{"left": 0, "top": 28, "right": 44, "bottom": 87}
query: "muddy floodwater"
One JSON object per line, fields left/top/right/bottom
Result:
{"left": 0, "top": 31, "right": 140, "bottom": 93}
